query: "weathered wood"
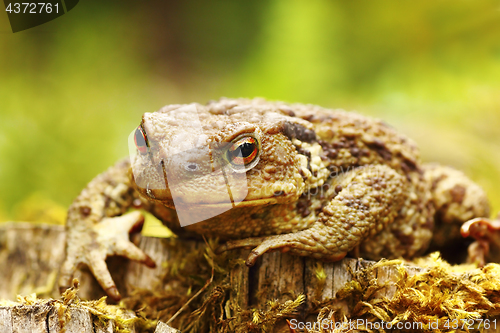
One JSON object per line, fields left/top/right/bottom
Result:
{"left": 0, "top": 304, "right": 135, "bottom": 333}
{"left": 0, "top": 307, "right": 13, "bottom": 333}
{"left": 2, "top": 223, "right": 500, "bottom": 332}
{"left": 0, "top": 223, "right": 66, "bottom": 300}
{"left": 228, "top": 249, "right": 250, "bottom": 309}
{"left": 155, "top": 321, "right": 181, "bottom": 333}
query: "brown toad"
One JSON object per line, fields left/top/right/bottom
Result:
{"left": 59, "top": 98, "right": 491, "bottom": 300}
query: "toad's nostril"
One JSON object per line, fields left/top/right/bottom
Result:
{"left": 185, "top": 163, "right": 199, "bottom": 171}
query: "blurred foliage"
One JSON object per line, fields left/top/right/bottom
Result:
{"left": 11, "top": 192, "right": 66, "bottom": 224}
{"left": 0, "top": 0, "right": 500, "bottom": 222}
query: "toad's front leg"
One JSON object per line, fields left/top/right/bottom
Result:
{"left": 218, "top": 165, "right": 408, "bottom": 266}
{"left": 58, "top": 159, "right": 155, "bottom": 301}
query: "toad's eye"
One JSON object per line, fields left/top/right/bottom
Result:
{"left": 227, "top": 136, "right": 260, "bottom": 170}
{"left": 134, "top": 126, "right": 148, "bottom": 155}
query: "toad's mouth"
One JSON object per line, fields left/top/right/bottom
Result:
{"left": 132, "top": 183, "right": 297, "bottom": 208}
{"left": 146, "top": 193, "right": 298, "bottom": 227}
{"left": 157, "top": 194, "right": 294, "bottom": 210}
{"left": 131, "top": 172, "right": 299, "bottom": 209}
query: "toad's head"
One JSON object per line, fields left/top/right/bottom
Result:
{"left": 129, "top": 98, "right": 325, "bottom": 226}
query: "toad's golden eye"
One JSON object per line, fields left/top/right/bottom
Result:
{"left": 134, "top": 126, "right": 148, "bottom": 155}
{"left": 227, "top": 136, "right": 259, "bottom": 169}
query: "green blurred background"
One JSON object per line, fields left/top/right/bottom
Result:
{"left": 0, "top": 0, "right": 500, "bottom": 224}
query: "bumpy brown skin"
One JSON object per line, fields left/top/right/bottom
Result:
{"left": 59, "top": 98, "right": 491, "bottom": 300}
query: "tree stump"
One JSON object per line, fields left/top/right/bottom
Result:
{"left": 0, "top": 303, "right": 136, "bottom": 333}
{"left": 2, "top": 222, "right": 500, "bottom": 332}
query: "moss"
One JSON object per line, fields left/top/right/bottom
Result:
{"left": 8, "top": 242, "right": 500, "bottom": 332}
{"left": 307, "top": 253, "right": 500, "bottom": 332}
{"left": 2, "top": 281, "right": 149, "bottom": 333}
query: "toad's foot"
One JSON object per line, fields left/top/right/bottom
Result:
{"left": 461, "top": 214, "right": 500, "bottom": 266}
{"left": 58, "top": 211, "right": 156, "bottom": 301}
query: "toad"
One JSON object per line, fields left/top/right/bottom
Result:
{"left": 59, "top": 98, "right": 491, "bottom": 300}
